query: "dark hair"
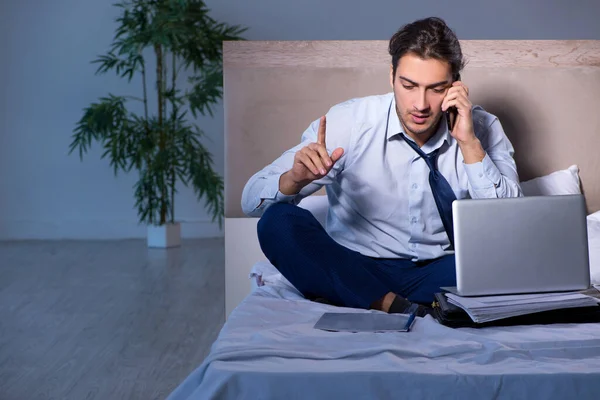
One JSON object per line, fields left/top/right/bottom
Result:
{"left": 388, "top": 17, "right": 465, "bottom": 81}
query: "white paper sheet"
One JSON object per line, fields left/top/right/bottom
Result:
{"left": 446, "top": 291, "right": 599, "bottom": 323}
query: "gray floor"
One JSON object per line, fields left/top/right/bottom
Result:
{"left": 0, "top": 238, "right": 225, "bottom": 400}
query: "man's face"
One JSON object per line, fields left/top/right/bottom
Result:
{"left": 390, "top": 53, "right": 453, "bottom": 139}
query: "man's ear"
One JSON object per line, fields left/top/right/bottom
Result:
{"left": 389, "top": 64, "right": 394, "bottom": 88}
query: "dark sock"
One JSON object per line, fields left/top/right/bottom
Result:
{"left": 312, "top": 296, "right": 336, "bottom": 306}
{"left": 388, "top": 295, "right": 432, "bottom": 317}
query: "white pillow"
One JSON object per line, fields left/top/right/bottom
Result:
{"left": 520, "top": 165, "right": 581, "bottom": 196}
{"left": 587, "top": 211, "right": 600, "bottom": 285}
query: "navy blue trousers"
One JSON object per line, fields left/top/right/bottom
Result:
{"left": 257, "top": 203, "right": 457, "bottom": 309}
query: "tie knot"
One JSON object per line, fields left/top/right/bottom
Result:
{"left": 427, "top": 148, "right": 440, "bottom": 162}
{"left": 400, "top": 133, "right": 440, "bottom": 171}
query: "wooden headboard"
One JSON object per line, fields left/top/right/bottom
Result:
{"left": 223, "top": 40, "right": 600, "bottom": 216}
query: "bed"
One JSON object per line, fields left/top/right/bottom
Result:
{"left": 167, "top": 40, "right": 600, "bottom": 399}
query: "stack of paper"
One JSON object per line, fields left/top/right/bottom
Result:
{"left": 446, "top": 289, "right": 600, "bottom": 323}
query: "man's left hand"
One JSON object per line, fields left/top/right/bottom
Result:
{"left": 442, "top": 81, "right": 486, "bottom": 164}
{"left": 441, "top": 81, "right": 476, "bottom": 144}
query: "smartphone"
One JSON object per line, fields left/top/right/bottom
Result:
{"left": 446, "top": 106, "right": 458, "bottom": 131}
{"left": 446, "top": 73, "right": 461, "bottom": 131}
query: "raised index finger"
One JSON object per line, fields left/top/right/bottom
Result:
{"left": 317, "top": 115, "right": 326, "bottom": 145}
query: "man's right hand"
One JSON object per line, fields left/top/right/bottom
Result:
{"left": 279, "top": 115, "right": 344, "bottom": 195}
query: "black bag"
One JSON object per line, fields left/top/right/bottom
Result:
{"left": 432, "top": 292, "right": 600, "bottom": 328}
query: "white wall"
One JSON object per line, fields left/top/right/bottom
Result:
{"left": 1, "top": 0, "right": 599, "bottom": 240}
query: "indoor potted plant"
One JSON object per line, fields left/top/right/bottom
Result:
{"left": 69, "top": 0, "right": 246, "bottom": 247}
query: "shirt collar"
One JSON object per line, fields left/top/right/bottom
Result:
{"left": 386, "top": 93, "right": 453, "bottom": 150}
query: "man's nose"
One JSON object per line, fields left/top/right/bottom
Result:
{"left": 414, "top": 90, "right": 429, "bottom": 111}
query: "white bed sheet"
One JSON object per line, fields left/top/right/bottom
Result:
{"left": 168, "top": 263, "right": 600, "bottom": 400}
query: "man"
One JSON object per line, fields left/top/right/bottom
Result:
{"left": 241, "top": 17, "right": 522, "bottom": 316}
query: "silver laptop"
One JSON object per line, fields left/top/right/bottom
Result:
{"left": 444, "top": 194, "right": 591, "bottom": 297}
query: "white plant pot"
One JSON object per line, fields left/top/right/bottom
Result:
{"left": 147, "top": 222, "right": 181, "bottom": 248}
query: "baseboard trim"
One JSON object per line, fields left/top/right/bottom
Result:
{"left": 0, "top": 219, "right": 223, "bottom": 240}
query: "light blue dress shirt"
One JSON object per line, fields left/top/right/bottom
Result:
{"left": 241, "top": 92, "right": 523, "bottom": 261}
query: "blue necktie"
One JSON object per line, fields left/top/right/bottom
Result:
{"left": 400, "top": 134, "right": 457, "bottom": 249}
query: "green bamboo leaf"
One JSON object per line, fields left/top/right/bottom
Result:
{"left": 71, "top": 0, "right": 244, "bottom": 226}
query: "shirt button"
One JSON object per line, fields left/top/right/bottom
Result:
{"left": 411, "top": 217, "right": 418, "bottom": 224}
{"left": 479, "top": 173, "right": 484, "bottom": 178}
{"left": 412, "top": 183, "right": 418, "bottom": 189}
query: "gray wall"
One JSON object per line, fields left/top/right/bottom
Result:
{"left": 1, "top": 0, "right": 599, "bottom": 240}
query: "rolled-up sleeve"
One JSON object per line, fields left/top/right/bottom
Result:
{"left": 240, "top": 140, "right": 312, "bottom": 217}
{"left": 465, "top": 109, "right": 523, "bottom": 199}
{"left": 242, "top": 173, "right": 299, "bottom": 217}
